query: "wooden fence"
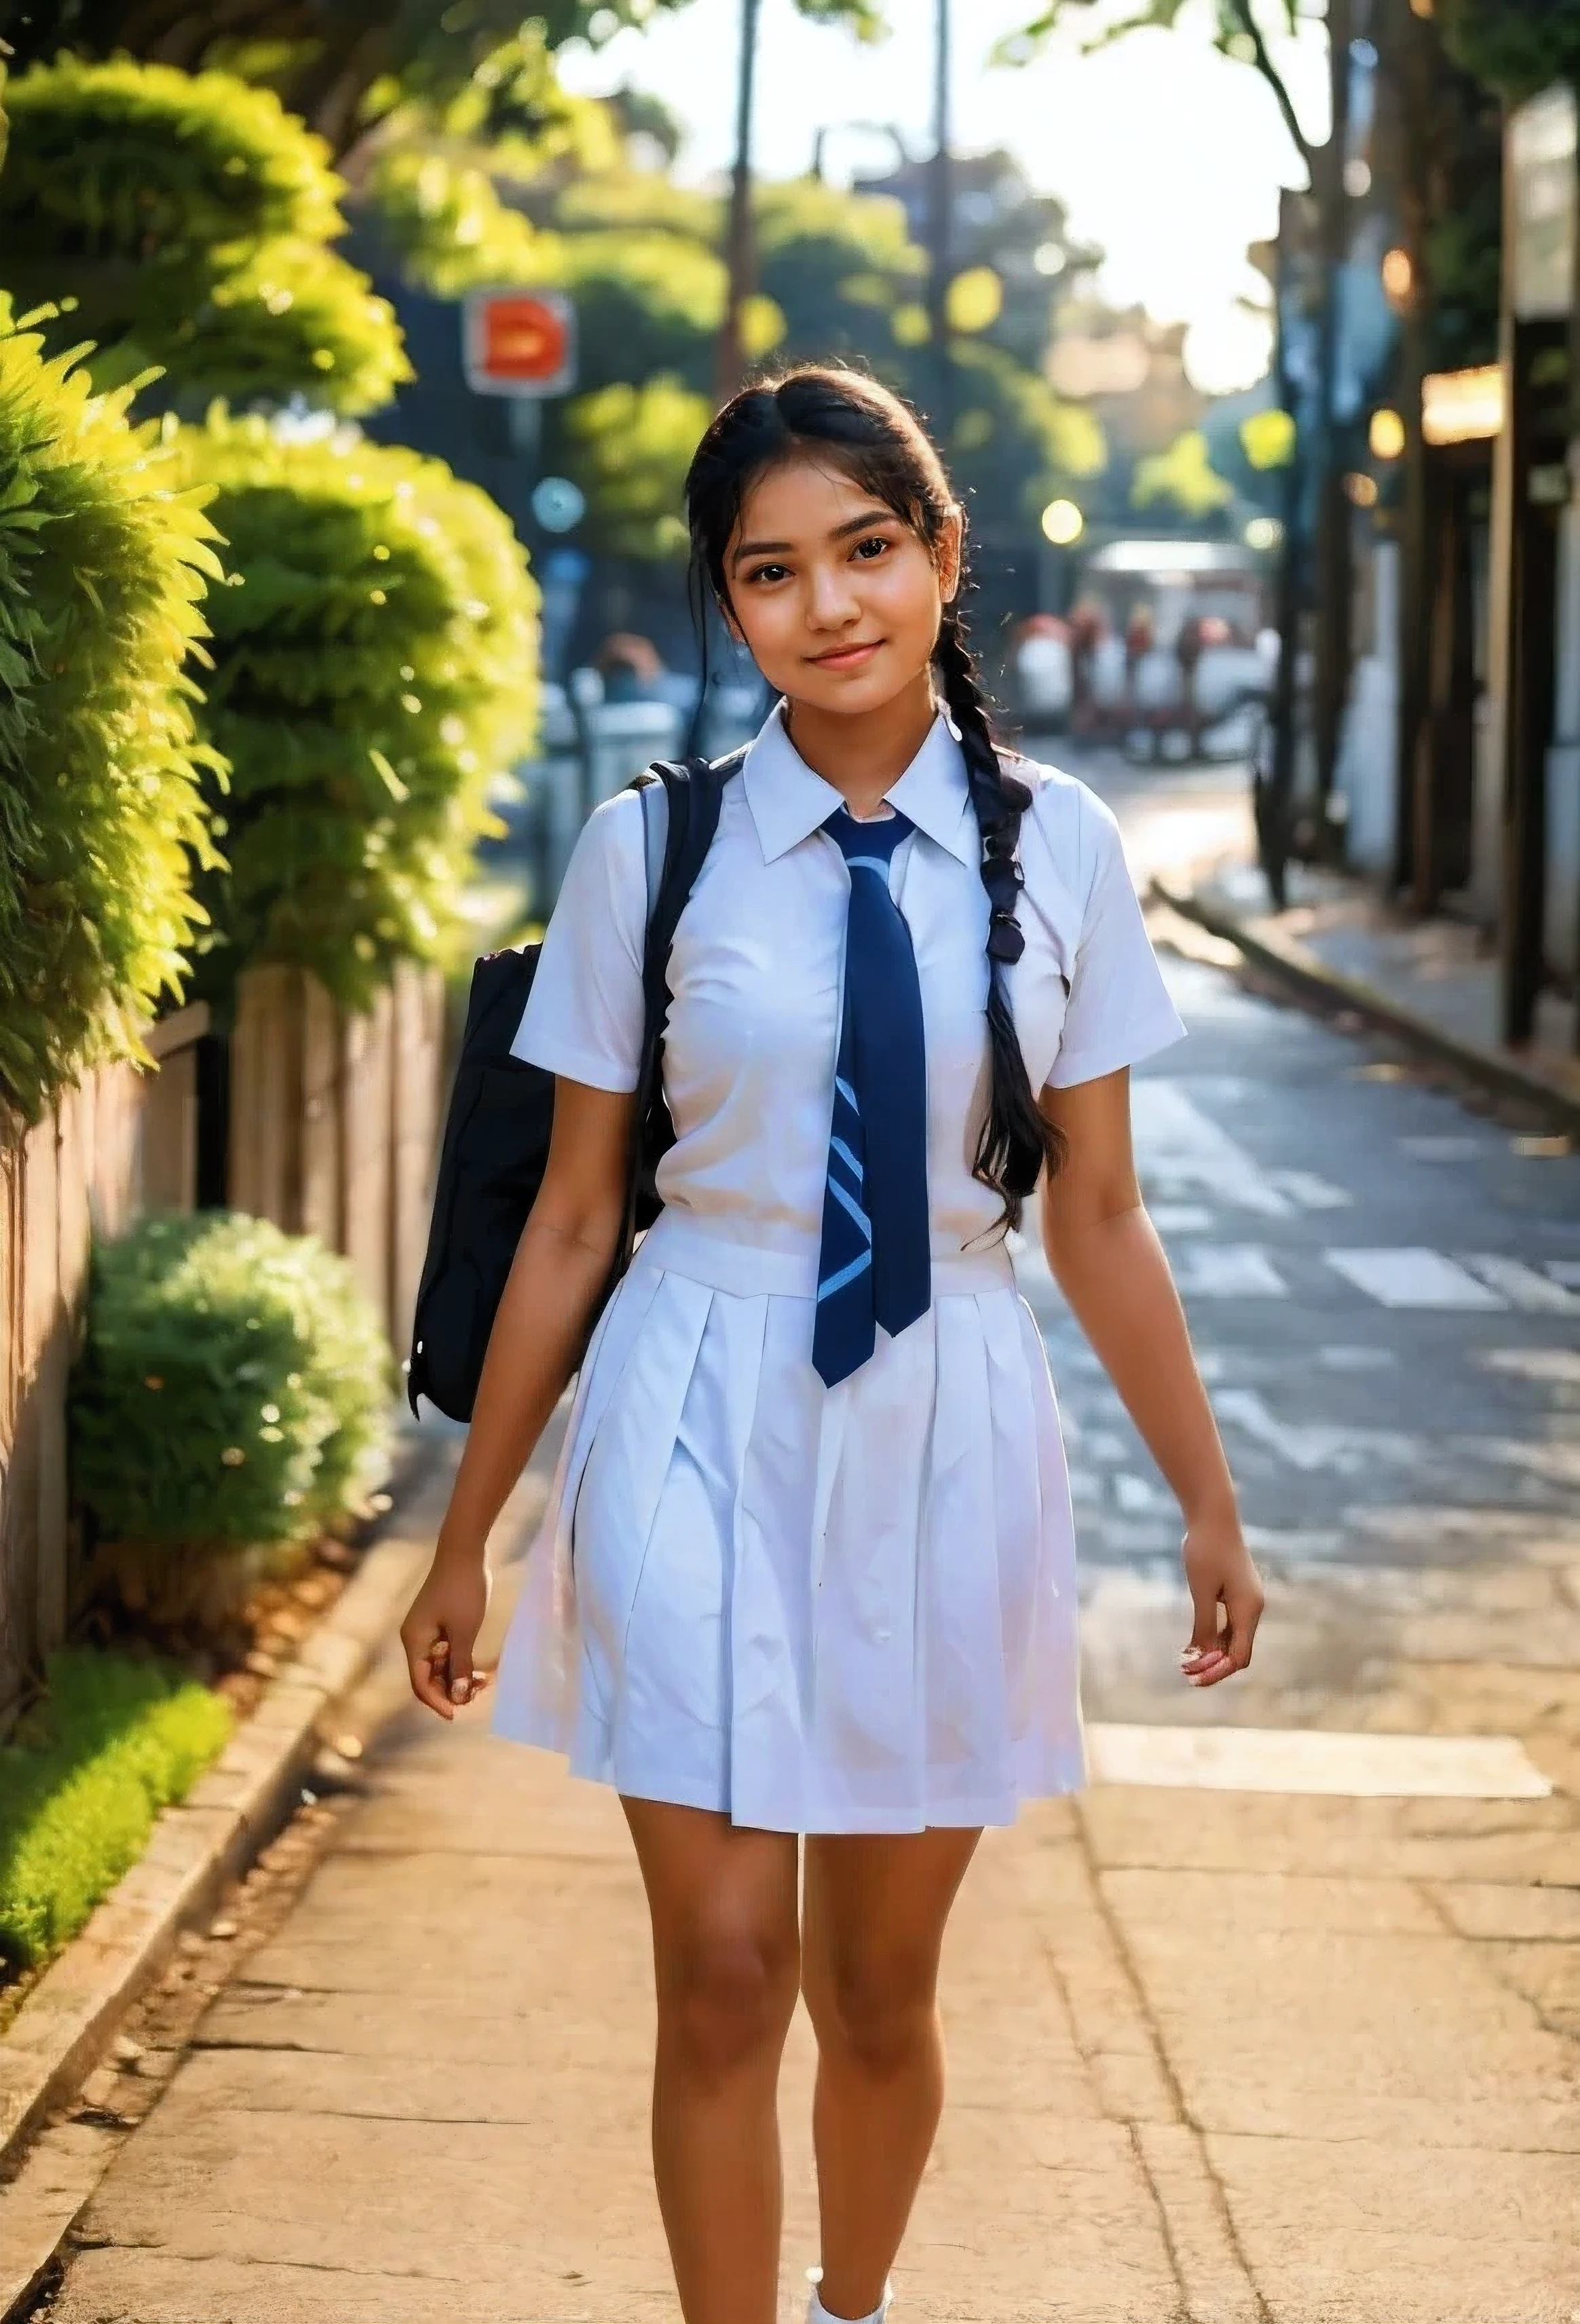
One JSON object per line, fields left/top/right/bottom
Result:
{"left": 0, "top": 963, "right": 447, "bottom": 1731}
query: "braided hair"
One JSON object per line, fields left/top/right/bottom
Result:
{"left": 685, "top": 363, "right": 1062, "bottom": 1228}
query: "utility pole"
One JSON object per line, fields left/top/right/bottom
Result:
{"left": 1261, "top": 189, "right": 1303, "bottom": 913}
{"left": 927, "top": 0, "right": 952, "bottom": 440}
{"left": 716, "top": 0, "right": 763, "bottom": 406}
{"left": 1310, "top": 0, "right": 1355, "bottom": 823}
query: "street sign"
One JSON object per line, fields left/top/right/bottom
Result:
{"left": 462, "top": 289, "right": 577, "bottom": 398}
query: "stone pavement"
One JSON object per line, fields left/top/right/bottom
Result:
{"left": 39, "top": 1496, "right": 1580, "bottom": 2324}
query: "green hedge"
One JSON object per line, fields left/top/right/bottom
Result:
{"left": 71, "top": 1211, "right": 394, "bottom": 1628}
{"left": 0, "top": 55, "right": 409, "bottom": 414}
{"left": 0, "top": 1649, "right": 232, "bottom": 1968}
{"left": 175, "top": 415, "right": 540, "bottom": 1010}
{"left": 0, "top": 303, "right": 224, "bottom": 1125}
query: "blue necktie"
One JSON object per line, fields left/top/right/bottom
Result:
{"left": 812, "top": 806, "right": 932, "bottom": 1388}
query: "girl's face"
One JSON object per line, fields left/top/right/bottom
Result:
{"left": 722, "top": 453, "right": 961, "bottom": 717}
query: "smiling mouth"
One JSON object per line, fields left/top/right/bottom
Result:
{"left": 809, "top": 639, "right": 884, "bottom": 667}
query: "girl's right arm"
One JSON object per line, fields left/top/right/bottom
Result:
{"left": 399, "top": 1076, "right": 636, "bottom": 1719}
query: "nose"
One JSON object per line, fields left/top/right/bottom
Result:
{"left": 805, "top": 557, "right": 863, "bottom": 631}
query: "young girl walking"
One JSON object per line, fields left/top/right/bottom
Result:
{"left": 401, "top": 366, "right": 1264, "bottom": 2324}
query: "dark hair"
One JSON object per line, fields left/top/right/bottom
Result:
{"left": 684, "top": 363, "right": 1062, "bottom": 1227}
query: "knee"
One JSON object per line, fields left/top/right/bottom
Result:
{"left": 658, "top": 1922, "right": 800, "bottom": 2083}
{"left": 811, "top": 1948, "right": 937, "bottom": 2077}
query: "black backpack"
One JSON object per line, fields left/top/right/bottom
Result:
{"left": 405, "top": 750, "right": 740, "bottom": 1421}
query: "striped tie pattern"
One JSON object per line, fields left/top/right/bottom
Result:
{"left": 812, "top": 806, "right": 932, "bottom": 1388}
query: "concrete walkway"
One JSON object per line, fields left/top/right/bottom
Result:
{"left": 1188, "top": 856, "right": 1580, "bottom": 1112}
{"left": 42, "top": 1504, "right": 1580, "bottom": 2324}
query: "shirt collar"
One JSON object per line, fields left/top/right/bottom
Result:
{"left": 741, "top": 698, "right": 978, "bottom": 869}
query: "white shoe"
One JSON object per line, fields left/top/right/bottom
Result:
{"left": 806, "top": 2271, "right": 894, "bottom": 2324}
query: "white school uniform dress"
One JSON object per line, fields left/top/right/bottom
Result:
{"left": 491, "top": 703, "right": 1186, "bottom": 1833}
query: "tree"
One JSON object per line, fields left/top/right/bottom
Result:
{"left": 755, "top": 176, "right": 924, "bottom": 371}
{"left": 0, "top": 56, "right": 409, "bottom": 413}
{"left": 561, "top": 377, "right": 713, "bottom": 560}
{"left": 1001, "top": 0, "right": 1349, "bottom": 887}
{"left": 1131, "top": 428, "right": 1235, "bottom": 519}
{"left": 0, "top": 1, "right": 694, "bottom": 157}
{"left": 1439, "top": 1, "right": 1580, "bottom": 99}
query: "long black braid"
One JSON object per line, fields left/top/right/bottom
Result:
{"left": 685, "top": 362, "right": 1064, "bottom": 1230}
{"left": 931, "top": 605, "right": 1064, "bottom": 1222}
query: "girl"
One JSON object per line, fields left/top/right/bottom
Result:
{"left": 400, "top": 366, "right": 1264, "bottom": 2324}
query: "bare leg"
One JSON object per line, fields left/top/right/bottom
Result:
{"left": 800, "top": 1826, "right": 983, "bottom": 2320}
{"left": 622, "top": 1798, "right": 801, "bottom": 2324}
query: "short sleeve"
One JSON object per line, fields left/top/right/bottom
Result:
{"left": 509, "top": 789, "right": 646, "bottom": 1092}
{"left": 1043, "top": 789, "right": 1186, "bottom": 1090}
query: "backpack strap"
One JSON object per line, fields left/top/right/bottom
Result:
{"left": 615, "top": 747, "right": 745, "bottom": 1272}
{"left": 638, "top": 775, "right": 668, "bottom": 925}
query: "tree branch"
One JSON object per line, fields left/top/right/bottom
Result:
{"left": 1224, "top": 0, "right": 1316, "bottom": 177}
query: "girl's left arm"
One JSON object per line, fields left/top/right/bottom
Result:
{"left": 1039, "top": 1067, "right": 1264, "bottom": 1687}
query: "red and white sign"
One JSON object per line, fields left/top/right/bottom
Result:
{"left": 462, "top": 289, "right": 577, "bottom": 398}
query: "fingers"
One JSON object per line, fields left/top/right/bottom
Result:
{"left": 1180, "top": 1576, "right": 1265, "bottom": 1687}
{"left": 1180, "top": 1577, "right": 1228, "bottom": 1685}
{"left": 444, "top": 1621, "right": 481, "bottom": 1711}
{"left": 401, "top": 1617, "right": 455, "bottom": 1719}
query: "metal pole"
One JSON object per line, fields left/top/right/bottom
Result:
{"left": 1262, "top": 189, "right": 1302, "bottom": 912}
{"left": 927, "top": 0, "right": 952, "bottom": 440}
{"left": 716, "top": 0, "right": 763, "bottom": 406}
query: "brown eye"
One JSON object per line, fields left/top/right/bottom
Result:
{"left": 853, "top": 535, "right": 890, "bottom": 561}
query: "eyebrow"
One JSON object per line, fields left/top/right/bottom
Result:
{"left": 731, "top": 508, "right": 899, "bottom": 567}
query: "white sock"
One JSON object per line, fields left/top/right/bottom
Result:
{"left": 807, "top": 2276, "right": 892, "bottom": 2324}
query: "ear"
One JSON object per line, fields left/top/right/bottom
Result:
{"left": 717, "top": 590, "right": 745, "bottom": 645}
{"left": 938, "top": 504, "right": 965, "bottom": 605}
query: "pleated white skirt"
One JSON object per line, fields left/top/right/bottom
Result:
{"left": 491, "top": 1210, "right": 1087, "bottom": 1833}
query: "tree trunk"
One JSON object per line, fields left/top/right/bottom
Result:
{"left": 715, "top": 0, "right": 763, "bottom": 407}
{"left": 927, "top": 0, "right": 953, "bottom": 441}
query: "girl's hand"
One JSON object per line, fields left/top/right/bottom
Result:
{"left": 1180, "top": 1515, "right": 1264, "bottom": 1688}
{"left": 400, "top": 1549, "right": 493, "bottom": 1718}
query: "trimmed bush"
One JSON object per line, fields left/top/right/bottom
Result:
{"left": 0, "top": 1648, "right": 233, "bottom": 1968}
{"left": 0, "top": 55, "right": 409, "bottom": 414}
{"left": 71, "top": 1212, "right": 394, "bottom": 1627}
{"left": 174, "top": 414, "right": 540, "bottom": 1010}
{"left": 0, "top": 303, "right": 225, "bottom": 1125}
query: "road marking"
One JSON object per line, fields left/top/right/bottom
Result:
{"left": 1324, "top": 1246, "right": 1505, "bottom": 1309}
{"left": 1461, "top": 1254, "right": 1580, "bottom": 1313}
{"left": 1171, "top": 1243, "right": 1289, "bottom": 1298}
{"left": 1317, "top": 1344, "right": 1399, "bottom": 1370}
{"left": 1148, "top": 1202, "right": 1216, "bottom": 1233}
{"left": 1131, "top": 1080, "right": 1294, "bottom": 1217}
{"left": 1087, "top": 1723, "right": 1551, "bottom": 1799}
{"left": 1214, "top": 1385, "right": 1421, "bottom": 1474}
{"left": 1269, "top": 1168, "right": 1352, "bottom": 1210}
{"left": 1399, "top": 1135, "right": 1488, "bottom": 1161}
{"left": 1114, "top": 1472, "right": 1173, "bottom": 1515}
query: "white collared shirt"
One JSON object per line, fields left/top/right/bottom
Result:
{"left": 513, "top": 703, "right": 1186, "bottom": 1263}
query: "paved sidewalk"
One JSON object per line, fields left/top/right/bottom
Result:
{"left": 1175, "top": 855, "right": 1580, "bottom": 1117}
{"left": 38, "top": 1507, "right": 1580, "bottom": 2324}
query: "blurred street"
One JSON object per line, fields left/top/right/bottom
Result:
{"left": 33, "top": 759, "right": 1580, "bottom": 2324}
